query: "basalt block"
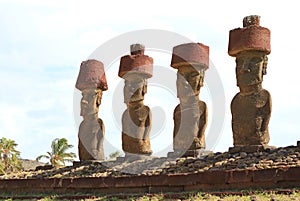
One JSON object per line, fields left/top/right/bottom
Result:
{"left": 171, "top": 43, "right": 209, "bottom": 70}
{"left": 228, "top": 15, "right": 271, "bottom": 57}
{"left": 76, "top": 59, "right": 108, "bottom": 91}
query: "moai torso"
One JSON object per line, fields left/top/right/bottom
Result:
{"left": 231, "top": 88, "right": 271, "bottom": 145}
{"left": 122, "top": 102, "right": 152, "bottom": 154}
{"left": 75, "top": 60, "right": 108, "bottom": 161}
{"left": 78, "top": 116, "right": 105, "bottom": 160}
{"left": 173, "top": 99, "right": 207, "bottom": 150}
{"left": 228, "top": 15, "right": 272, "bottom": 147}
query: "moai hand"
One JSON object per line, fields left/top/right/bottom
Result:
{"left": 170, "top": 43, "right": 210, "bottom": 157}
{"left": 228, "top": 15, "right": 274, "bottom": 152}
{"left": 119, "top": 44, "right": 153, "bottom": 156}
{"left": 76, "top": 59, "right": 108, "bottom": 161}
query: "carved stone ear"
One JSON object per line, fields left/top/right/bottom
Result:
{"left": 263, "top": 66, "right": 267, "bottom": 75}
{"left": 197, "top": 79, "right": 201, "bottom": 91}
{"left": 143, "top": 84, "right": 147, "bottom": 95}
{"left": 96, "top": 92, "right": 101, "bottom": 107}
{"left": 263, "top": 56, "right": 268, "bottom": 75}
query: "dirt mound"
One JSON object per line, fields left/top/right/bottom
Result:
{"left": 20, "top": 159, "right": 46, "bottom": 171}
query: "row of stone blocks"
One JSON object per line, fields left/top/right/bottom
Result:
{"left": 1, "top": 167, "right": 300, "bottom": 194}
{"left": 75, "top": 15, "right": 274, "bottom": 161}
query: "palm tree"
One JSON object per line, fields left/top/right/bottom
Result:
{"left": 36, "top": 138, "right": 76, "bottom": 167}
{"left": 0, "top": 137, "right": 22, "bottom": 172}
{"left": 0, "top": 161, "right": 4, "bottom": 174}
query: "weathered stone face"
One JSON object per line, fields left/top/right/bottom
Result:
{"left": 123, "top": 75, "right": 147, "bottom": 104}
{"left": 176, "top": 67, "right": 204, "bottom": 98}
{"left": 235, "top": 51, "right": 267, "bottom": 87}
{"left": 80, "top": 89, "right": 102, "bottom": 116}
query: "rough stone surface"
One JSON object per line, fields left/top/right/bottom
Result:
{"left": 2, "top": 145, "right": 300, "bottom": 179}
{"left": 171, "top": 43, "right": 209, "bottom": 70}
{"left": 243, "top": 15, "right": 260, "bottom": 27}
{"left": 229, "top": 16, "right": 272, "bottom": 148}
{"left": 75, "top": 59, "right": 108, "bottom": 91}
{"left": 228, "top": 15, "right": 270, "bottom": 57}
{"left": 130, "top": 43, "right": 145, "bottom": 55}
{"left": 170, "top": 43, "right": 209, "bottom": 157}
{"left": 119, "top": 44, "right": 152, "bottom": 155}
{"left": 118, "top": 44, "right": 153, "bottom": 78}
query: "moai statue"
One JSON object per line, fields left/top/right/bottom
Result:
{"left": 228, "top": 15, "right": 274, "bottom": 152}
{"left": 75, "top": 59, "right": 108, "bottom": 161}
{"left": 169, "top": 43, "right": 210, "bottom": 158}
{"left": 119, "top": 44, "right": 153, "bottom": 157}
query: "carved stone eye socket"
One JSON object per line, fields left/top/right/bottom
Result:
{"left": 81, "top": 100, "right": 88, "bottom": 104}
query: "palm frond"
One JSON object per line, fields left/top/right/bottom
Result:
{"left": 36, "top": 155, "right": 50, "bottom": 161}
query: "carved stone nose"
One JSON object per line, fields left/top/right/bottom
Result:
{"left": 240, "top": 68, "right": 250, "bottom": 73}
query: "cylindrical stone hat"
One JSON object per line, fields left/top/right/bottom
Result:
{"left": 118, "top": 44, "right": 153, "bottom": 78}
{"left": 228, "top": 15, "right": 271, "bottom": 57}
{"left": 75, "top": 59, "right": 108, "bottom": 91}
{"left": 171, "top": 43, "right": 209, "bottom": 70}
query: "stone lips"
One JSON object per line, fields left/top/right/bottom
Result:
{"left": 228, "top": 25, "right": 271, "bottom": 57}
{"left": 75, "top": 59, "right": 108, "bottom": 91}
{"left": 171, "top": 43, "right": 209, "bottom": 70}
{"left": 118, "top": 55, "right": 153, "bottom": 78}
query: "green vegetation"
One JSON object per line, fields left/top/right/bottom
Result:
{"left": 0, "top": 137, "right": 22, "bottom": 174}
{"left": 36, "top": 138, "right": 76, "bottom": 167}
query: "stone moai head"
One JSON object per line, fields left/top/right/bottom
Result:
{"left": 119, "top": 44, "right": 153, "bottom": 104}
{"left": 75, "top": 59, "right": 108, "bottom": 116}
{"left": 80, "top": 89, "right": 102, "bottom": 116}
{"left": 228, "top": 15, "right": 270, "bottom": 88}
{"left": 171, "top": 43, "right": 209, "bottom": 98}
{"left": 176, "top": 68, "right": 205, "bottom": 97}
{"left": 123, "top": 75, "right": 147, "bottom": 104}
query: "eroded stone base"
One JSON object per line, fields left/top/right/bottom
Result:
{"left": 229, "top": 145, "right": 276, "bottom": 154}
{"left": 73, "top": 160, "right": 103, "bottom": 167}
{"left": 167, "top": 149, "right": 212, "bottom": 158}
{"left": 116, "top": 153, "right": 155, "bottom": 163}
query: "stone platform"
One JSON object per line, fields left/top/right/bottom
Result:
{"left": 1, "top": 143, "right": 300, "bottom": 195}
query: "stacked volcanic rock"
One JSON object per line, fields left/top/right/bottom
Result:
{"left": 2, "top": 145, "right": 300, "bottom": 179}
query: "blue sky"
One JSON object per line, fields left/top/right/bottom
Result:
{"left": 0, "top": 0, "right": 299, "bottom": 160}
